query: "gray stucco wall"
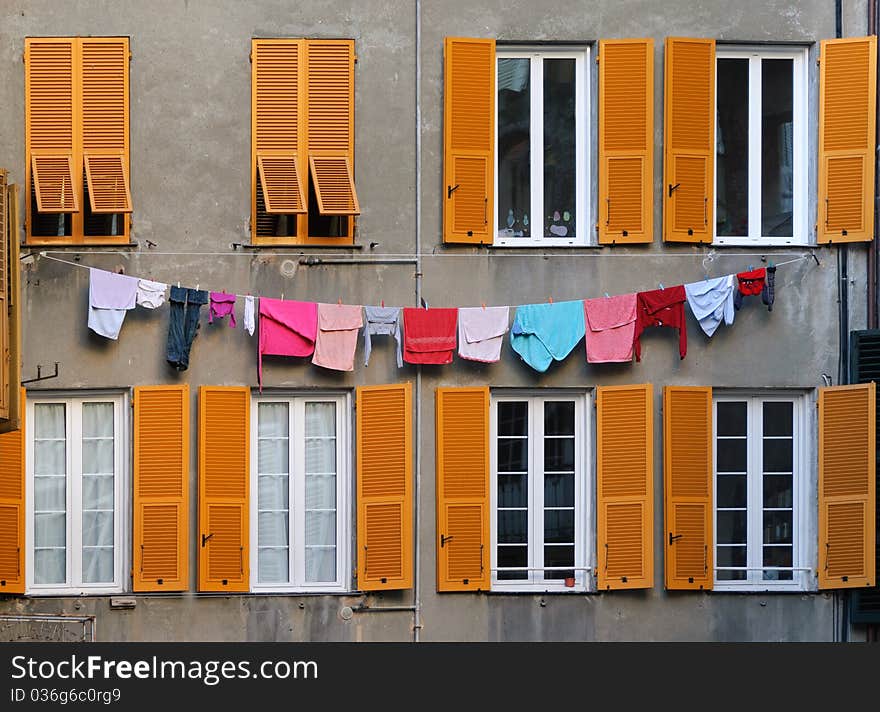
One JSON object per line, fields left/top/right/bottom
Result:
{"left": 0, "top": 0, "right": 871, "bottom": 641}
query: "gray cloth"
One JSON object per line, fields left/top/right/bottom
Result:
{"left": 363, "top": 306, "right": 403, "bottom": 368}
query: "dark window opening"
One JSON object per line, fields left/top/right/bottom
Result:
{"left": 307, "top": 179, "right": 347, "bottom": 239}
{"left": 83, "top": 173, "right": 123, "bottom": 237}
{"left": 29, "top": 175, "right": 71, "bottom": 238}
{"left": 255, "top": 168, "right": 297, "bottom": 238}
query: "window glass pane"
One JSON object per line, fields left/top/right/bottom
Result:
{"left": 716, "top": 510, "right": 747, "bottom": 544}
{"left": 498, "top": 473, "right": 527, "bottom": 508}
{"left": 497, "top": 545, "right": 528, "bottom": 580}
{"left": 258, "top": 439, "right": 289, "bottom": 475}
{"left": 34, "top": 476, "right": 66, "bottom": 511}
{"left": 304, "top": 403, "right": 335, "bottom": 438}
{"left": 716, "top": 58, "right": 749, "bottom": 237}
{"left": 543, "top": 438, "right": 574, "bottom": 471}
{"left": 498, "top": 401, "right": 528, "bottom": 436}
{"left": 34, "top": 403, "right": 66, "bottom": 585}
{"left": 81, "top": 511, "right": 113, "bottom": 548}
{"left": 497, "top": 510, "right": 528, "bottom": 544}
{"left": 763, "top": 474, "right": 793, "bottom": 509}
{"left": 543, "top": 58, "right": 576, "bottom": 238}
{"left": 305, "top": 439, "right": 336, "bottom": 473}
{"left": 305, "top": 511, "right": 336, "bottom": 547}
{"left": 544, "top": 473, "right": 574, "bottom": 507}
{"left": 497, "top": 438, "right": 528, "bottom": 472}
{"left": 544, "top": 510, "right": 574, "bottom": 544}
{"left": 257, "top": 401, "right": 290, "bottom": 584}
{"left": 717, "top": 474, "right": 747, "bottom": 508}
{"left": 763, "top": 439, "right": 793, "bottom": 473}
{"left": 34, "top": 512, "right": 66, "bottom": 547}
{"left": 544, "top": 401, "right": 575, "bottom": 435}
{"left": 81, "top": 547, "right": 114, "bottom": 584}
{"left": 763, "top": 510, "right": 792, "bottom": 545}
{"left": 763, "top": 545, "right": 793, "bottom": 581}
{"left": 497, "top": 57, "right": 531, "bottom": 238}
{"left": 305, "top": 474, "right": 336, "bottom": 510}
{"left": 34, "top": 549, "right": 66, "bottom": 585}
{"left": 83, "top": 439, "right": 114, "bottom": 475}
{"left": 716, "top": 401, "right": 747, "bottom": 436}
{"left": 762, "top": 401, "right": 793, "bottom": 436}
{"left": 258, "top": 403, "right": 289, "bottom": 438}
{"left": 35, "top": 402, "right": 65, "bottom": 439}
{"left": 258, "top": 511, "right": 289, "bottom": 548}
{"left": 717, "top": 545, "right": 747, "bottom": 581}
{"left": 305, "top": 547, "right": 336, "bottom": 582}
{"left": 258, "top": 474, "right": 289, "bottom": 511}
{"left": 258, "top": 547, "right": 289, "bottom": 583}
{"left": 543, "top": 544, "right": 574, "bottom": 579}
{"left": 716, "top": 438, "right": 747, "bottom": 473}
{"left": 761, "top": 59, "right": 793, "bottom": 237}
{"left": 82, "top": 403, "right": 114, "bottom": 438}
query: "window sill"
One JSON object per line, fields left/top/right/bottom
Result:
{"left": 712, "top": 239, "right": 813, "bottom": 248}
{"left": 23, "top": 241, "right": 138, "bottom": 249}
{"left": 240, "top": 242, "right": 362, "bottom": 250}
{"left": 491, "top": 240, "right": 597, "bottom": 249}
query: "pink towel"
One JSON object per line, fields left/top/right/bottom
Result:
{"left": 258, "top": 298, "right": 318, "bottom": 390}
{"left": 583, "top": 294, "right": 637, "bottom": 363}
{"left": 312, "top": 303, "right": 363, "bottom": 371}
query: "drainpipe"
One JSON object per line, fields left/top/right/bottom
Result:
{"left": 413, "top": 0, "right": 423, "bottom": 644}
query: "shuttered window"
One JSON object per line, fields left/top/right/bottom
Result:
{"left": 0, "top": 172, "right": 8, "bottom": 423}
{"left": 198, "top": 387, "right": 250, "bottom": 592}
{"left": 357, "top": 384, "right": 413, "bottom": 590}
{"left": 0, "top": 390, "right": 25, "bottom": 593}
{"left": 251, "top": 39, "right": 358, "bottom": 245}
{"left": 818, "top": 36, "right": 877, "bottom": 243}
{"left": 25, "top": 37, "right": 130, "bottom": 243}
{"left": 598, "top": 39, "right": 653, "bottom": 244}
{"left": 596, "top": 385, "right": 653, "bottom": 590}
{"left": 0, "top": 181, "right": 21, "bottom": 435}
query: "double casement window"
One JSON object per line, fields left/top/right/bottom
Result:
{"left": 24, "top": 37, "right": 132, "bottom": 245}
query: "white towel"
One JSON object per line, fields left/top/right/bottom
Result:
{"left": 458, "top": 306, "right": 510, "bottom": 363}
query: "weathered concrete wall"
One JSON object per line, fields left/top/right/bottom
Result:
{"left": 0, "top": 0, "right": 870, "bottom": 641}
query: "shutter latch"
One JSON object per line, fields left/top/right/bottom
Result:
{"left": 668, "top": 183, "right": 680, "bottom": 198}
{"left": 669, "top": 532, "right": 683, "bottom": 545}
{"left": 440, "top": 534, "right": 454, "bottom": 548}
{"left": 447, "top": 184, "right": 460, "bottom": 199}
{"left": 201, "top": 533, "right": 214, "bottom": 548}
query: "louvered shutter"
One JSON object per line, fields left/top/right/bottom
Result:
{"left": 663, "top": 386, "right": 713, "bottom": 590}
{"left": 596, "top": 385, "right": 654, "bottom": 590}
{"left": 133, "top": 386, "right": 189, "bottom": 592}
{"left": 0, "top": 183, "right": 21, "bottom": 435}
{"left": 252, "top": 40, "right": 307, "bottom": 217}
{"left": 25, "top": 38, "right": 78, "bottom": 214}
{"left": 663, "top": 38, "right": 714, "bottom": 243}
{"left": 198, "top": 386, "right": 250, "bottom": 592}
{"left": 818, "top": 36, "right": 877, "bottom": 243}
{"left": 819, "top": 383, "right": 876, "bottom": 589}
{"left": 0, "top": 172, "right": 7, "bottom": 421}
{"left": 356, "top": 383, "right": 413, "bottom": 590}
{"left": 443, "top": 37, "right": 495, "bottom": 244}
{"left": 435, "top": 387, "right": 490, "bottom": 592}
{"left": 0, "top": 389, "right": 25, "bottom": 593}
{"left": 307, "top": 41, "right": 359, "bottom": 216}
{"left": 599, "top": 39, "right": 654, "bottom": 244}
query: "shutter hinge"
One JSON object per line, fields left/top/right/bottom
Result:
{"left": 128, "top": 51, "right": 132, "bottom": 61}
{"left": 249, "top": 52, "right": 253, "bottom": 63}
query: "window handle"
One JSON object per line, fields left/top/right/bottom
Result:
{"left": 824, "top": 197, "right": 829, "bottom": 227}
{"left": 606, "top": 197, "right": 610, "bottom": 225}
{"left": 604, "top": 542, "right": 609, "bottom": 571}
{"left": 17, "top": 547, "right": 20, "bottom": 577}
{"left": 440, "top": 534, "right": 453, "bottom": 548}
{"left": 484, "top": 196, "right": 488, "bottom": 225}
{"left": 240, "top": 546, "right": 244, "bottom": 575}
{"left": 201, "top": 533, "right": 214, "bottom": 548}
{"left": 704, "top": 544, "right": 708, "bottom": 574}
{"left": 140, "top": 544, "right": 144, "bottom": 573}
{"left": 704, "top": 196, "right": 708, "bottom": 226}
{"left": 825, "top": 541, "right": 830, "bottom": 571}
{"left": 479, "top": 543, "right": 484, "bottom": 573}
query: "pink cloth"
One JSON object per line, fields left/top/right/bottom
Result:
{"left": 258, "top": 298, "right": 318, "bottom": 390}
{"left": 458, "top": 306, "right": 509, "bottom": 363}
{"left": 209, "top": 292, "right": 237, "bottom": 328}
{"left": 583, "top": 293, "right": 637, "bottom": 363}
{"left": 312, "top": 303, "right": 363, "bottom": 371}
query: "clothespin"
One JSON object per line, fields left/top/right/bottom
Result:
{"left": 604, "top": 292, "right": 610, "bottom": 299}
{"left": 338, "top": 298, "right": 342, "bottom": 306}
{"left": 420, "top": 297, "right": 429, "bottom": 310}
{"left": 481, "top": 302, "right": 486, "bottom": 310}
{"left": 658, "top": 283, "right": 664, "bottom": 290}
{"left": 177, "top": 281, "right": 180, "bottom": 289}
{"left": 548, "top": 296, "right": 554, "bottom": 304}
{"left": 281, "top": 292, "right": 284, "bottom": 300}
{"left": 748, "top": 265, "right": 753, "bottom": 272}
{"left": 381, "top": 299, "right": 385, "bottom": 308}
{"left": 196, "top": 284, "right": 200, "bottom": 291}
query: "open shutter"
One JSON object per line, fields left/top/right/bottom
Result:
{"left": 307, "top": 40, "right": 359, "bottom": 216}
{"left": 443, "top": 37, "right": 495, "bottom": 244}
{"left": 663, "top": 38, "right": 714, "bottom": 243}
{"left": 356, "top": 383, "right": 413, "bottom": 590}
{"left": 818, "top": 36, "right": 877, "bottom": 243}
{"left": 663, "top": 386, "right": 713, "bottom": 590}
{"left": 133, "top": 386, "right": 189, "bottom": 592}
{"left": 435, "top": 387, "right": 490, "bottom": 592}
{"left": 599, "top": 39, "right": 654, "bottom": 244}
{"left": 819, "top": 383, "right": 876, "bottom": 589}
{"left": 0, "top": 182, "right": 21, "bottom": 435}
{"left": 596, "top": 384, "right": 654, "bottom": 590}
{"left": 0, "top": 389, "right": 25, "bottom": 593}
{"left": 31, "top": 155, "right": 78, "bottom": 213}
{"left": 198, "top": 386, "right": 250, "bottom": 592}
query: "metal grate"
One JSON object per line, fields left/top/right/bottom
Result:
{"left": 0, "top": 614, "right": 96, "bottom": 642}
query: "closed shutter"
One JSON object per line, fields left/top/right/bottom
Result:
{"left": 443, "top": 37, "right": 495, "bottom": 244}
{"left": 663, "top": 38, "right": 714, "bottom": 243}
{"left": 596, "top": 384, "right": 654, "bottom": 590}
{"left": 133, "top": 386, "right": 189, "bottom": 592}
{"left": 0, "top": 389, "right": 25, "bottom": 593}
{"left": 598, "top": 39, "right": 654, "bottom": 244}
{"left": 0, "top": 172, "right": 7, "bottom": 421}
{"left": 356, "top": 383, "right": 413, "bottom": 590}
{"left": 0, "top": 182, "right": 21, "bottom": 435}
{"left": 436, "top": 387, "right": 490, "bottom": 592}
{"left": 663, "top": 386, "right": 713, "bottom": 590}
{"left": 198, "top": 386, "right": 250, "bottom": 592}
{"left": 819, "top": 383, "right": 876, "bottom": 589}
{"left": 818, "top": 36, "right": 877, "bottom": 243}
{"left": 252, "top": 40, "right": 307, "bottom": 216}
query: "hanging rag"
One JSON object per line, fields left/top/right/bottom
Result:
{"left": 684, "top": 274, "right": 736, "bottom": 337}
{"left": 583, "top": 294, "right": 637, "bottom": 363}
{"left": 166, "top": 286, "right": 208, "bottom": 370}
{"left": 209, "top": 291, "right": 237, "bottom": 328}
{"left": 762, "top": 265, "right": 777, "bottom": 311}
{"left": 88, "top": 268, "right": 138, "bottom": 340}
{"left": 634, "top": 285, "right": 687, "bottom": 361}
{"left": 402, "top": 307, "right": 458, "bottom": 364}
{"left": 363, "top": 306, "right": 403, "bottom": 367}
{"left": 509, "top": 300, "right": 585, "bottom": 372}
{"left": 243, "top": 295, "right": 256, "bottom": 336}
{"left": 458, "top": 306, "right": 509, "bottom": 363}
{"left": 312, "top": 303, "right": 363, "bottom": 371}
{"left": 135, "top": 278, "right": 168, "bottom": 309}
{"left": 733, "top": 267, "right": 767, "bottom": 310}
{"left": 258, "top": 298, "right": 318, "bottom": 390}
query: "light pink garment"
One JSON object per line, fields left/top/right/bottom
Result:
{"left": 258, "top": 298, "right": 318, "bottom": 390}
{"left": 312, "top": 303, "right": 363, "bottom": 371}
{"left": 458, "top": 306, "right": 509, "bottom": 363}
{"left": 583, "top": 294, "right": 637, "bottom": 363}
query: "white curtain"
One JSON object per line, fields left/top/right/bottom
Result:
{"left": 304, "top": 403, "right": 336, "bottom": 582}
{"left": 81, "top": 403, "right": 114, "bottom": 584}
{"left": 258, "top": 403, "right": 290, "bottom": 583}
{"left": 33, "top": 404, "right": 67, "bottom": 585}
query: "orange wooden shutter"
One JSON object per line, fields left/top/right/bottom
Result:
{"left": 0, "top": 389, "right": 25, "bottom": 593}
{"left": 356, "top": 383, "right": 413, "bottom": 590}
{"left": 435, "top": 387, "right": 490, "bottom": 592}
{"left": 0, "top": 183, "right": 21, "bottom": 435}
{"left": 133, "top": 386, "right": 189, "bottom": 592}
{"left": 443, "top": 37, "right": 495, "bottom": 245}
{"left": 663, "top": 38, "right": 714, "bottom": 243}
{"left": 252, "top": 40, "right": 307, "bottom": 217}
{"left": 198, "top": 386, "right": 250, "bottom": 592}
{"left": 0, "top": 172, "right": 8, "bottom": 422}
{"left": 819, "top": 383, "right": 876, "bottom": 589}
{"left": 31, "top": 155, "right": 78, "bottom": 213}
{"left": 599, "top": 39, "right": 654, "bottom": 244}
{"left": 818, "top": 36, "right": 877, "bottom": 243}
{"left": 307, "top": 40, "right": 359, "bottom": 216}
{"left": 663, "top": 386, "right": 713, "bottom": 590}
{"left": 596, "top": 384, "right": 653, "bottom": 590}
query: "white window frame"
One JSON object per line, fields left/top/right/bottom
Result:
{"left": 713, "top": 45, "right": 809, "bottom": 246}
{"left": 489, "top": 391, "right": 591, "bottom": 593}
{"left": 494, "top": 46, "right": 590, "bottom": 247}
{"left": 25, "top": 392, "right": 128, "bottom": 596}
{"left": 249, "top": 393, "right": 351, "bottom": 593}
{"left": 712, "top": 391, "right": 814, "bottom": 592}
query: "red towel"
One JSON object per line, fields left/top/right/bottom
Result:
{"left": 634, "top": 285, "right": 687, "bottom": 362}
{"left": 403, "top": 308, "right": 458, "bottom": 364}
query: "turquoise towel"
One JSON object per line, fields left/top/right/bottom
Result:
{"left": 510, "top": 300, "right": 586, "bottom": 372}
